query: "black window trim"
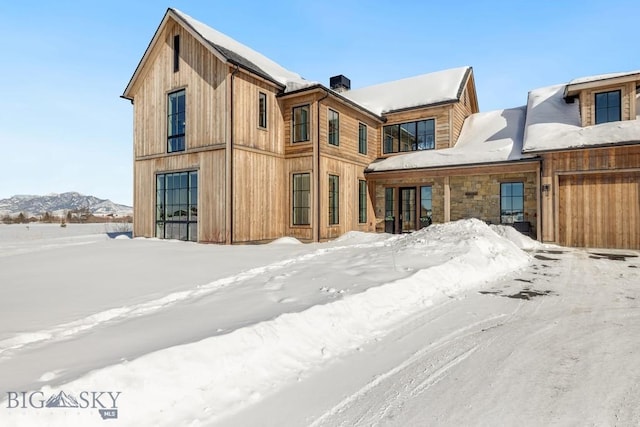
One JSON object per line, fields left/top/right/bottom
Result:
{"left": 328, "top": 174, "right": 339, "bottom": 225}
{"left": 258, "top": 91, "right": 267, "bottom": 129}
{"left": 383, "top": 118, "right": 436, "bottom": 154}
{"left": 292, "top": 172, "right": 311, "bottom": 226}
{"left": 167, "top": 89, "right": 186, "bottom": 153}
{"left": 358, "top": 122, "right": 367, "bottom": 155}
{"left": 173, "top": 34, "right": 180, "bottom": 73}
{"left": 594, "top": 89, "right": 622, "bottom": 125}
{"left": 328, "top": 108, "right": 340, "bottom": 146}
{"left": 292, "top": 104, "right": 310, "bottom": 143}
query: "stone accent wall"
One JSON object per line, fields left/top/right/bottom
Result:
{"left": 449, "top": 172, "right": 537, "bottom": 228}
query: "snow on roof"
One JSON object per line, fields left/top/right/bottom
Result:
{"left": 568, "top": 70, "right": 640, "bottom": 86}
{"left": 522, "top": 84, "right": 640, "bottom": 153}
{"left": 366, "top": 106, "right": 528, "bottom": 172}
{"left": 171, "top": 8, "right": 315, "bottom": 92}
{"left": 342, "top": 67, "right": 470, "bottom": 115}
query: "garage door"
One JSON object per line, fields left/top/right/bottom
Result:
{"left": 559, "top": 173, "right": 640, "bottom": 249}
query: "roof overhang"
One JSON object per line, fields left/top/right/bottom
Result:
{"left": 563, "top": 72, "right": 640, "bottom": 100}
{"left": 365, "top": 157, "right": 541, "bottom": 177}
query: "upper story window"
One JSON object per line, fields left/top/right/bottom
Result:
{"left": 167, "top": 90, "right": 186, "bottom": 153}
{"left": 258, "top": 92, "right": 267, "bottom": 128}
{"left": 383, "top": 119, "right": 435, "bottom": 154}
{"left": 292, "top": 105, "right": 310, "bottom": 142}
{"left": 328, "top": 109, "right": 339, "bottom": 146}
{"left": 595, "top": 90, "right": 621, "bottom": 124}
{"left": 358, "top": 123, "right": 367, "bottom": 154}
{"left": 173, "top": 35, "right": 180, "bottom": 73}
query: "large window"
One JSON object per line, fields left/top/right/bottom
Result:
{"left": 501, "top": 182, "right": 524, "bottom": 224}
{"left": 258, "top": 92, "right": 267, "bottom": 128}
{"left": 420, "top": 186, "right": 432, "bottom": 227}
{"left": 292, "top": 173, "right": 310, "bottom": 225}
{"left": 168, "top": 90, "right": 186, "bottom": 152}
{"left": 358, "top": 123, "right": 367, "bottom": 154}
{"left": 358, "top": 180, "right": 367, "bottom": 223}
{"left": 383, "top": 119, "right": 435, "bottom": 154}
{"left": 156, "top": 171, "right": 197, "bottom": 241}
{"left": 595, "top": 90, "right": 621, "bottom": 124}
{"left": 329, "top": 175, "right": 339, "bottom": 225}
{"left": 292, "top": 105, "right": 310, "bottom": 142}
{"left": 328, "top": 109, "right": 339, "bottom": 146}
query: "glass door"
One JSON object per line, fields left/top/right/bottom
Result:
{"left": 399, "top": 187, "right": 416, "bottom": 232}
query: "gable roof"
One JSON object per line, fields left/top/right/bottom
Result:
{"left": 366, "top": 106, "right": 529, "bottom": 173}
{"left": 564, "top": 69, "right": 640, "bottom": 99}
{"left": 523, "top": 83, "right": 640, "bottom": 153}
{"left": 122, "top": 8, "right": 315, "bottom": 99}
{"left": 342, "top": 67, "right": 472, "bottom": 116}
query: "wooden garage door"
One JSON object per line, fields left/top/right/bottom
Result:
{"left": 559, "top": 173, "right": 640, "bottom": 249}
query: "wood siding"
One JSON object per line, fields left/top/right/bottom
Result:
{"left": 540, "top": 146, "right": 640, "bottom": 248}
{"left": 382, "top": 104, "right": 454, "bottom": 152}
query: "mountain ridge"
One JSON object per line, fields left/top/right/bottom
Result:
{"left": 0, "top": 192, "right": 132, "bottom": 217}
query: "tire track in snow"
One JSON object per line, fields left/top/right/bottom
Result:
{"left": 0, "top": 241, "right": 388, "bottom": 359}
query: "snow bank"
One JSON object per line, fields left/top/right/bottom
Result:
{"left": 5, "top": 220, "right": 530, "bottom": 426}
{"left": 269, "top": 236, "right": 302, "bottom": 245}
{"left": 490, "top": 224, "right": 542, "bottom": 251}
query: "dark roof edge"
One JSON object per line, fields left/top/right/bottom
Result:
{"left": 383, "top": 98, "right": 459, "bottom": 115}
{"left": 278, "top": 84, "right": 386, "bottom": 122}
{"left": 522, "top": 140, "right": 640, "bottom": 155}
{"left": 364, "top": 156, "right": 541, "bottom": 175}
{"left": 455, "top": 66, "right": 473, "bottom": 100}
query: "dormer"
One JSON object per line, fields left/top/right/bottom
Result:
{"left": 563, "top": 70, "right": 640, "bottom": 127}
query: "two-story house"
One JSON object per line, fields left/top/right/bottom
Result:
{"left": 122, "top": 8, "right": 640, "bottom": 249}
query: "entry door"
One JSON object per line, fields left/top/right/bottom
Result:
{"left": 400, "top": 187, "right": 416, "bottom": 232}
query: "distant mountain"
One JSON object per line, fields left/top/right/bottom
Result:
{"left": 0, "top": 192, "right": 132, "bottom": 217}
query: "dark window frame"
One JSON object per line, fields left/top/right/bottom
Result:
{"left": 156, "top": 171, "right": 197, "bottom": 241}
{"left": 500, "top": 182, "right": 524, "bottom": 224}
{"left": 292, "top": 104, "right": 310, "bottom": 143}
{"left": 358, "top": 122, "right": 367, "bottom": 154}
{"left": 258, "top": 92, "right": 267, "bottom": 129}
{"left": 358, "top": 180, "right": 367, "bottom": 223}
{"left": 383, "top": 119, "right": 435, "bottom": 154}
{"left": 167, "top": 89, "right": 186, "bottom": 153}
{"left": 329, "top": 174, "right": 339, "bottom": 225}
{"left": 292, "top": 173, "right": 311, "bottom": 226}
{"left": 420, "top": 185, "right": 432, "bottom": 227}
{"left": 173, "top": 34, "right": 180, "bottom": 73}
{"left": 595, "top": 89, "right": 621, "bottom": 124}
{"left": 328, "top": 108, "right": 339, "bottom": 146}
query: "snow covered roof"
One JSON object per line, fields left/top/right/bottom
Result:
{"left": 366, "top": 106, "right": 530, "bottom": 173}
{"left": 170, "top": 9, "right": 314, "bottom": 92}
{"left": 342, "top": 67, "right": 471, "bottom": 115}
{"left": 567, "top": 70, "right": 640, "bottom": 86}
{"left": 522, "top": 84, "right": 640, "bottom": 153}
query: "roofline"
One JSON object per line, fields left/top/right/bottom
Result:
{"left": 564, "top": 72, "right": 640, "bottom": 98}
{"left": 383, "top": 98, "right": 459, "bottom": 115}
{"left": 365, "top": 156, "right": 541, "bottom": 175}
{"left": 121, "top": 8, "right": 285, "bottom": 101}
{"left": 522, "top": 139, "right": 640, "bottom": 155}
{"left": 278, "top": 84, "right": 386, "bottom": 122}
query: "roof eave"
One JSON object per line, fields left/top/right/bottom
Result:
{"left": 522, "top": 139, "right": 640, "bottom": 155}
{"left": 364, "top": 156, "right": 541, "bottom": 175}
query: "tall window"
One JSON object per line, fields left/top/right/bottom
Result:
{"left": 383, "top": 119, "right": 435, "bottom": 154}
{"left": 328, "top": 109, "right": 339, "bottom": 146}
{"left": 358, "top": 123, "right": 367, "bottom": 154}
{"left": 292, "top": 105, "right": 310, "bottom": 142}
{"left": 156, "top": 171, "right": 197, "bottom": 241}
{"left": 358, "top": 180, "right": 367, "bottom": 223}
{"left": 173, "top": 35, "right": 180, "bottom": 72}
{"left": 385, "top": 188, "right": 394, "bottom": 220}
{"left": 258, "top": 92, "right": 267, "bottom": 128}
{"left": 595, "top": 90, "right": 621, "bottom": 124}
{"left": 292, "top": 173, "right": 310, "bottom": 225}
{"left": 329, "top": 175, "right": 339, "bottom": 225}
{"left": 501, "top": 182, "right": 524, "bottom": 224}
{"left": 168, "top": 90, "right": 186, "bottom": 152}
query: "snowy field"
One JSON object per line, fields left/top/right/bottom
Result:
{"left": 0, "top": 221, "right": 638, "bottom": 426}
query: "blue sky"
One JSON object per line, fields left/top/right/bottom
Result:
{"left": 0, "top": 0, "right": 638, "bottom": 205}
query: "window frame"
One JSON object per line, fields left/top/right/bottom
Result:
{"left": 420, "top": 185, "right": 432, "bottom": 227}
{"left": 328, "top": 108, "right": 339, "bottom": 146}
{"left": 500, "top": 182, "right": 524, "bottom": 224}
{"left": 258, "top": 91, "right": 267, "bottom": 129}
{"left": 358, "top": 180, "right": 367, "bottom": 223}
{"left": 594, "top": 89, "right": 621, "bottom": 125}
{"left": 167, "top": 89, "right": 186, "bottom": 153}
{"left": 155, "top": 170, "right": 198, "bottom": 241}
{"left": 292, "top": 104, "right": 310, "bottom": 143}
{"left": 383, "top": 119, "right": 435, "bottom": 154}
{"left": 173, "top": 34, "right": 180, "bottom": 73}
{"left": 292, "top": 173, "right": 311, "bottom": 226}
{"left": 358, "top": 122, "right": 367, "bottom": 155}
{"left": 328, "top": 174, "right": 339, "bottom": 225}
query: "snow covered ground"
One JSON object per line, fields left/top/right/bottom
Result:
{"left": 0, "top": 221, "right": 638, "bottom": 426}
